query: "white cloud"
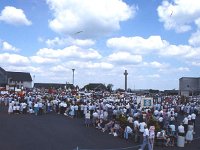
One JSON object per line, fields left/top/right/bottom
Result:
{"left": 1, "top": 41, "right": 19, "bottom": 52}
{"left": 147, "top": 74, "right": 160, "bottom": 78}
{"left": 157, "top": 0, "right": 200, "bottom": 33}
{"left": 0, "top": 6, "right": 32, "bottom": 26}
{"left": 30, "top": 56, "right": 60, "bottom": 64}
{"left": 107, "top": 51, "right": 142, "bottom": 64}
{"left": 6, "top": 66, "right": 43, "bottom": 74}
{"left": 159, "top": 66, "right": 190, "bottom": 74}
{"left": 0, "top": 53, "right": 30, "bottom": 65}
{"left": 72, "top": 39, "right": 95, "bottom": 47}
{"left": 159, "top": 44, "right": 200, "bottom": 59}
{"left": 36, "top": 46, "right": 102, "bottom": 59}
{"left": 191, "top": 61, "right": 200, "bottom": 66}
{"left": 144, "top": 61, "right": 168, "bottom": 69}
{"left": 46, "top": 0, "right": 136, "bottom": 37}
{"left": 177, "top": 67, "right": 190, "bottom": 72}
{"left": 46, "top": 37, "right": 95, "bottom": 48}
{"left": 64, "top": 61, "right": 114, "bottom": 70}
{"left": 107, "top": 36, "right": 168, "bottom": 54}
{"left": 50, "top": 65, "right": 70, "bottom": 72}
{"left": 189, "top": 30, "right": 200, "bottom": 47}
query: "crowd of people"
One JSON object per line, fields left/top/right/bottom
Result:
{"left": 0, "top": 88, "right": 200, "bottom": 150}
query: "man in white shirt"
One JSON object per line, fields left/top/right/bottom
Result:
{"left": 178, "top": 123, "right": 185, "bottom": 136}
{"left": 183, "top": 116, "right": 188, "bottom": 133}
{"left": 139, "top": 121, "right": 146, "bottom": 144}
{"left": 139, "top": 125, "right": 150, "bottom": 150}
{"left": 191, "top": 112, "right": 196, "bottom": 133}
{"left": 124, "top": 126, "right": 133, "bottom": 140}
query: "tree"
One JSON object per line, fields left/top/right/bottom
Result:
{"left": 106, "top": 84, "right": 113, "bottom": 92}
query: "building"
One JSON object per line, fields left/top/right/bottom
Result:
{"left": 179, "top": 77, "right": 200, "bottom": 97}
{"left": 164, "top": 90, "right": 179, "bottom": 95}
{"left": 34, "top": 83, "right": 74, "bottom": 89}
{"left": 83, "top": 83, "right": 107, "bottom": 91}
{"left": 0, "top": 67, "right": 32, "bottom": 90}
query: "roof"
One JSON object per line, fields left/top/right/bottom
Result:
{"left": 34, "top": 83, "right": 74, "bottom": 89}
{"left": 0, "top": 67, "right": 6, "bottom": 74}
{"left": 7, "top": 71, "right": 32, "bottom": 82}
{"left": 83, "top": 83, "right": 107, "bottom": 91}
{"left": 179, "top": 77, "right": 200, "bottom": 80}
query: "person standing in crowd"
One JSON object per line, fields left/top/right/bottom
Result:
{"left": 183, "top": 115, "right": 188, "bottom": 133}
{"left": 139, "top": 120, "right": 146, "bottom": 144}
{"left": 191, "top": 112, "right": 196, "bottom": 133}
{"left": 124, "top": 125, "right": 133, "bottom": 140}
{"left": 8, "top": 101, "right": 13, "bottom": 114}
{"left": 149, "top": 126, "right": 155, "bottom": 150}
{"left": 139, "top": 125, "right": 150, "bottom": 150}
{"left": 178, "top": 123, "right": 185, "bottom": 136}
{"left": 34, "top": 102, "right": 39, "bottom": 116}
{"left": 85, "top": 110, "right": 91, "bottom": 127}
{"left": 185, "top": 121, "right": 194, "bottom": 143}
{"left": 133, "top": 117, "right": 140, "bottom": 143}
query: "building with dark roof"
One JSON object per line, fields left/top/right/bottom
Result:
{"left": 83, "top": 83, "right": 107, "bottom": 91}
{"left": 0, "top": 67, "right": 32, "bottom": 89}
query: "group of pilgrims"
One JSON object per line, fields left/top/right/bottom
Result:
{"left": 0, "top": 88, "right": 200, "bottom": 150}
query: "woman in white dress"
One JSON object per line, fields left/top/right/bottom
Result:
{"left": 8, "top": 102, "right": 13, "bottom": 114}
{"left": 185, "top": 122, "right": 193, "bottom": 143}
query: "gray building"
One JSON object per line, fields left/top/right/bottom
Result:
{"left": 179, "top": 77, "right": 200, "bottom": 97}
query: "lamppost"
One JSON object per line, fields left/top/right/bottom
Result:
{"left": 72, "top": 69, "right": 75, "bottom": 85}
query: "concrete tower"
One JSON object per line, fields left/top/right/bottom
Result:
{"left": 124, "top": 70, "right": 128, "bottom": 91}
{"left": 72, "top": 69, "right": 75, "bottom": 85}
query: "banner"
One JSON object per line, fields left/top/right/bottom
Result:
{"left": 141, "top": 97, "right": 153, "bottom": 108}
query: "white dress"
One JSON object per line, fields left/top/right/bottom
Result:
{"left": 8, "top": 103, "right": 13, "bottom": 113}
{"left": 186, "top": 125, "right": 193, "bottom": 141}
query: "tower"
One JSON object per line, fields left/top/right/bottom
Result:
{"left": 124, "top": 70, "right": 128, "bottom": 91}
{"left": 72, "top": 69, "right": 75, "bottom": 85}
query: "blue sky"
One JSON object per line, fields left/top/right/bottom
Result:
{"left": 0, "top": 0, "right": 200, "bottom": 90}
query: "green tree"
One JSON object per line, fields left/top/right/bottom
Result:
{"left": 107, "top": 84, "right": 113, "bottom": 92}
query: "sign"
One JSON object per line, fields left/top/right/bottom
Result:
{"left": 141, "top": 97, "right": 153, "bottom": 108}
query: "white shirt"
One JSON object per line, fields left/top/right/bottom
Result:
{"left": 183, "top": 117, "right": 188, "bottom": 124}
{"left": 178, "top": 125, "right": 184, "bottom": 133}
{"left": 139, "top": 122, "right": 146, "bottom": 132}
{"left": 125, "top": 126, "right": 132, "bottom": 133}
{"left": 93, "top": 112, "right": 98, "bottom": 118}
{"left": 169, "top": 124, "right": 176, "bottom": 132}
{"left": 134, "top": 120, "right": 139, "bottom": 128}
{"left": 188, "top": 115, "right": 191, "bottom": 121}
{"left": 143, "top": 128, "right": 149, "bottom": 137}
{"left": 191, "top": 113, "right": 196, "bottom": 120}
{"left": 85, "top": 112, "right": 90, "bottom": 119}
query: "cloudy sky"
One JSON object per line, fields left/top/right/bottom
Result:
{"left": 0, "top": 0, "right": 200, "bottom": 90}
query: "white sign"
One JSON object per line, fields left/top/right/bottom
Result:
{"left": 141, "top": 97, "right": 153, "bottom": 108}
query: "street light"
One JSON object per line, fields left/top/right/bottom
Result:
{"left": 72, "top": 69, "right": 75, "bottom": 85}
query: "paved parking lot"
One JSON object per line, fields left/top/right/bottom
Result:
{"left": 0, "top": 106, "right": 200, "bottom": 150}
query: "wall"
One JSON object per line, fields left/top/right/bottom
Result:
{"left": 23, "top": 81, "right": 32, "bottom": 88}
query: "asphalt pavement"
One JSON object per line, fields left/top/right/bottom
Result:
{"left": 0, "top": 106, "right": 200, "bottom": 150}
